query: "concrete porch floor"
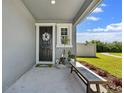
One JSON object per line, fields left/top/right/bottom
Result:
{"left": 5, "top": 66, "right": 107, "bottom": 93}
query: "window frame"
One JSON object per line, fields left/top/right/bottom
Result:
{"left": 56, "top": 23, "right": 73, "bottom": 47}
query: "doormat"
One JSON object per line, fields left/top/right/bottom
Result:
{"left": 35, "top": 64, "right": 52, "bottom": 68}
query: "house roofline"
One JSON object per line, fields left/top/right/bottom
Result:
{"left": 73, "top": 0, "right": 103, "bottom": 26}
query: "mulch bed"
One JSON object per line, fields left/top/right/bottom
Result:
{"left": 78, "top": 61, "right": 122, "bottom": 93}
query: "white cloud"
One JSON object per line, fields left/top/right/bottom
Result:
{"left": 93, "top": 7, "right": 103, "bottom": 13}
{"left": 87, "top": 16, "right": 100, "bottom": 21}
{"left": 100, "top": 4, "right": 107, "bottom": 7}
{"left": 92, "top": 3, "right": 107, "bottom": 13}
{"left": 76, "top": 31, "right": 122, "bottom": 43}
{"left": 106, "top": 23, "right": 122, "bottom": 31}
{"left": 87, "top": 23, "right": 122, "bottom": 32}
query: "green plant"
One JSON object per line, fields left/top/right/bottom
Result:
{"left": 35, "top": 64, "right": 41, "bottom": 67}
{"left": 68, "top": 50, "right": 71, "bottom": 57}
{"left": 62, "top": 36, "right": 70, "bottom": 45}
{"left": 67, "top": 50, "right": 71, "bottom": 61}
{"left": 48, "top": 64, "right": 52, "bottom": 67}
{"left": 69, "top": 55, "right": 76, "bottom": 59}
{"left": 62, "top": 36, "right": 70, "bottom": 57}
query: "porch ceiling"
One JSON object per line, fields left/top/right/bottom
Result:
{"left": 22, "top": 0, "right": 102, "bottom": 24}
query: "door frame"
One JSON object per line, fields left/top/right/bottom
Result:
{"left": 35, "top": 23, "right": 55, "bottom": 64}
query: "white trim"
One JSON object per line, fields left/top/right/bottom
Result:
{"left": 56, "top": 45, "right": 73, "bottom": 48}
{"left": 36, "top": 20, "right": 72, "bottom": 23}
{"left": 56, "top": 23, "right": 73, "bottom": 47}
{"left": 35, "top": 23, "right": 56, "bottom": 64}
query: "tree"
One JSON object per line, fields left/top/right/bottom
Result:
{"left": 84, "top": 40, "right": 122, "bottom": 52}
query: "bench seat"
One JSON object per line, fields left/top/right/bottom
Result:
{"left": 70, "top": 61, "right": 107, "bottom": 93}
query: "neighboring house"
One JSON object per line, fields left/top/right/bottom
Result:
{"left": 77, "top": 43, "right": 96, "bottom": 57}
{"left": 3, "top": 0, "right": 102, "bottom": 92}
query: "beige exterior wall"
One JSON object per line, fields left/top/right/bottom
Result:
{"left": 76, "top": 43, "right": 96, "bottom": 57}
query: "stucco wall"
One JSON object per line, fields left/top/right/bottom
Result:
{"left": 76, "top": 43, "right": 96, "bottom": 57}
{"left": 2, "top": 0, "right": 36, "bottom": 92}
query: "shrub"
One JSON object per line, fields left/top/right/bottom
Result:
{"left": 89, "top": 65, "right": 96, "bottom": 70}
{"left": 85, "top": 64, "right": 90, "bottom": 67}
{"left": 112, "top": 78, "right": 122, "bottom": 87}
{"left": 96, "top": 70, "right": 107, "bottom": 77}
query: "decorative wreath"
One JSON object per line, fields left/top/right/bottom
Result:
{"left": 42, "top": 32, "right": 50, "bottom": 41}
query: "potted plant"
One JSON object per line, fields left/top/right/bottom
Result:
{"left": 67, "top": 50, "right": 76, "bottom": 62}
{"left": 60, "top": 36, "right": 70, "bottom": 64}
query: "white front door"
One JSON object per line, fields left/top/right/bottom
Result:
{"left": 36, "top": 23, "right": 55, "bottom": 64}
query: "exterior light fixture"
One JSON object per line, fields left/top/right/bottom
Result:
{"left": 51, "top": 0, "right": 56, "bottom": 4}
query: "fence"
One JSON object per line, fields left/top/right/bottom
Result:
{"left": 77, "top": 43, "right": 96, "bottom": 57}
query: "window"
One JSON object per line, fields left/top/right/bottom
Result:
{"left": 57, "top": 24, "right": 72, "bottom": 47}
{"left": 61, "top": 28, "right": 68, "bottom": 44}
{"left": 61, "top": 28, "right": 68, "bottom": 35}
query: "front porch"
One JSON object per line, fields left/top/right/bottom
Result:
{"left": 5, "top": 65, "right": 107, "bottom": 93}
{"left": 3, "top": 0, "right": 104, "bottom": 92}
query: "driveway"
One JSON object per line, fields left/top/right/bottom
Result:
{"left": 101, "top": 53, "right": 122, "bottom": 58}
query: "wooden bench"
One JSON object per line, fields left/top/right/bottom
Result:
{"left": 70, "top": 61, "right": 107, "bottom": 93}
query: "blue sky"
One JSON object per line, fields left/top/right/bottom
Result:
{"left": 76, "top": 0, "right": 122, "bottom": 43}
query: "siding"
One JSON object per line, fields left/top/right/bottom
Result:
{"left": 2, "top": 0, "right": 35, "bottom": 92}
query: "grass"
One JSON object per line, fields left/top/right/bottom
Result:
{"left": 76, "top": 53, "right": 122, "bottom": 78}
{"left": 109, "top": 52, "right": 122, "bottom": 56}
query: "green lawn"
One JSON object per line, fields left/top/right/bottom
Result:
{"left": 76, "top": 53, "right": 122, "bottom": 78}
{"left": 109, "top": 52, "right": 122, "bottom": 56}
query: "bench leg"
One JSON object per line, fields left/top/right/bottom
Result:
{"left": 86, "top": 84, "right": 90, "bottom": 93}
{"left": 70, "top": 66, "right": 73, "bottom": 73}
{"left": 96, "top": 84, "right": 100, "bottom": 93}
